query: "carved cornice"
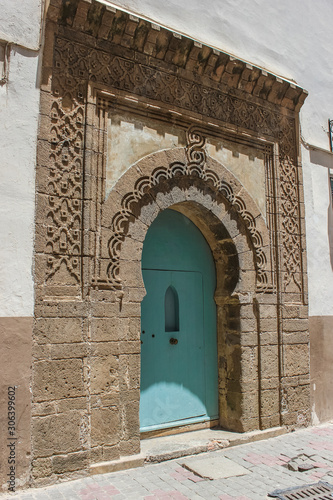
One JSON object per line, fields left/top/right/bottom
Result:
{"left": 47, "top": 0, "right": 307, "bottom": 113}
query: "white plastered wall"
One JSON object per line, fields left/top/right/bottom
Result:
{"left": 0, "top": 0, "right": 42, "bottom": 317}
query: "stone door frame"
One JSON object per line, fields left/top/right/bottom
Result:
{"left": 31, "top": 0, "right": 310, "bottom": 484}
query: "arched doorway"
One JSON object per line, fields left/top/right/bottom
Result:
{"left": 140, "top": 208, "right": 218, "bottom": 431}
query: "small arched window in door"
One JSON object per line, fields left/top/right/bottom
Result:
{"left": 165, "top": 286, "right": 179, "bottom": 332}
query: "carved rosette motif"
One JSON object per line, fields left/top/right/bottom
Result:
{"left": 47, "top": 34, "right": 303, "bottom": 298}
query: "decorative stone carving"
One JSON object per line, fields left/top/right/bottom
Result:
{"left": 95, "top": 143, "right": 271, "bottom": 293}
{"left": 48, "top": 33, "right": 304, "bottom": 300}
{"left": 279, "top": 156, "right": 303, "bottom": 293}
{"left": 45, "top": 99, "right": 84, "bottom": 284}
{"left": 185, "top": 126, "right": 207, "bottom": 169}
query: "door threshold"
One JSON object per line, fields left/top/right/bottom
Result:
{"left": 141, "top": 425, "right": 287, "bottom": 464}
{"left": 141, "top": 419, "right": 219, "bottom": 440}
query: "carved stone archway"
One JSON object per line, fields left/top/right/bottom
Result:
{"left": 100, "top": 146, "right": 274, "bottom": 432}
{"left": 31, "top": 0, "right": 310, "bottom": 485}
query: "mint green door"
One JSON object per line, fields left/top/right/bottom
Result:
{"left": 140, "top": 209, "right": 218, "bottom": 432}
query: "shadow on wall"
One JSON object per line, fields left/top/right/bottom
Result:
{"left": 309, "top": 149, "right": 333, "bottom": 271}
{"left": 328, "top": 177, "right": 333, "bottom": 271}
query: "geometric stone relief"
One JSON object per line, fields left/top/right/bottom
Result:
{"left": 51, "top": 33, "right": 304, "bottom": 300}
{"left": 45, "top": 100, "right": 84, "bottom": 285}
{"left": 94, "top": 127, "right": 272, "bottom": 293}
{"left": 279, "top": 156, "right": 303, "bottom": 293}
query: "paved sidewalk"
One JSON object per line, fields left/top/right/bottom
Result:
{"left": 4, "top": 423, "right": 333, "bottom": 500}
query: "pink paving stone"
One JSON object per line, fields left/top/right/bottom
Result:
{"left": 313, "top": 461, "right": 333, "bottom": 469}
{"left": 244, "top": 452, "right": 283, "bottom": 466}
{"left": 103, "top": 485, "right": 120, "bottom": 494}
{"left": 219, "top": 496, "right": 251, "bottom": 500}
{"left": 311, "top": 428, "right": 333, "bottom": 437}
{"left": 312, "top": 440, "right": 333, "bottom": 451}
{"left": 278, "top": 455, "right": 290, "bottom": 463}
{"left": 171, "top": 493, "right": 190, "bottom": 499}
{"left": 309, "top": 471, "right": 326, "bottom": 481}
{"left": 79, "top": 491, "right": 99, "bottom": 500}
{"left": 146, "top": 490, "right": 189, "bottom": 499}
{"left": 175, "top": 467, "right": 188, "bottom": 474}
{"left": 79, "top": 484, "right": 120, "bottom": 500}
{"left": 170, "top": 467, "right": 204, "bottom": 483}
{"left": 79, "top": 494, "right": 106, "bottom": 500}
{"left": 170, "top": 471, "right": 188, "bottom": 482}
{"left": 311, "top": 441, "right": 333, "bottom": 451}
{"left": 187, "top": 474, "right": 204, "bottom": 483}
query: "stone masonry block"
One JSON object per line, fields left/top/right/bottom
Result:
{"left": 50, "top": 342, "right": 88, "bottom": 359}
{"left": 52, "top": 450, "right": 89, "bottom": 474}
{"left": 119, "top": 436, "right": 140, "bottom": 457}
{"left": 89, "top": 341, "right": 120, "bottom": 357}
{"left": 118, "top": 260, "right": 143, "bottom": 288}
{"left": 91, "top": 407, "right": 120, "bottom": 447}
{"left": 283, "top": 331, "right": 309, "bottom": 344}
{"left": 34, "top": 318, "right": 85, "bottom": 344}
{"left": 241, "top": 347, "right": 258, "bottom": 383}
{"left": 102, "top": 444, "right": 120, "bottom": 461}
{"left": 138, "top": 201, "right": 160, "bottom": 227}
{"left": 260, "top": 317, "right": 278, "bottom": 333}
{"left": 241, "top": 391, "right": 260, "bottom": 420}
{"left": 90, "top": 318, "right": 127, "bottom": 342}
{"left": 121, "top": 401, "right": 140, "bottom": 440}
{"left": 33, "top": 359, "right": 85, "bottom": 402}
{"left": 283, "top": 344, "right": 309, "bottom": 377}
{"left": 260, "top": 388, "right": 280, "bottom": 417}
{"left": 260, "top": 345, "right": 279, "bottom": 379}
{"left": 283, "top": 318, "right": 308, "bottom": 332}
{"left": 32, "top": 457, "right": 53, "bottom": 480}
{"left": 119, "top": 354, "right": 140, "bottom": 390}
{"left": 32, "top": 411, "right": 83, "bottom": 457}
{"left": 119, "top": 236, "right": 143, "bottom": 261}
{"left": 282, "top": 384, "right": 310, "bottom": 419}
{"left": 56, "top": 397, "right": 87, "bottom": 413}
{"left": 90, "top": 355, "right": 119, "bottom": 394}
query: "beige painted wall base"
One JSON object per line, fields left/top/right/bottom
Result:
{"left": 310, "top": 316, "right": 333, "bottom": 423}
{"left": 0, "top": 317, "right": 33, "bottom": 493}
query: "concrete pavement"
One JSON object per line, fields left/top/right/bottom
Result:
{"left": 4, "top": 423, "right": 333, "bottom": 499}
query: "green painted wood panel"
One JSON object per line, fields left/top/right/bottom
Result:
{"left": 140, "top": 209, "right": 218, "bottom": 431}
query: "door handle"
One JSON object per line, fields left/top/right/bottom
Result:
{"left": 169, "top": 338, "right": 178, "bottom": 345}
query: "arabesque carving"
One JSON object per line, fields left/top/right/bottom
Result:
{"left": 95, "top": 152, "right": 270, "bottom": 293}
{"left": 49, "top": 34, "right": 303, "bottom": 299}
{"left": 185, "top": 126, "right": 207, "bottom": 168}
{"left": 36, "top": 11, "right": 305, "bottom": 303}
{"left": 280, "top": 156, "right": 302, "bottom": 293}
{"left": 45, "top": 97, "right": 84, "bottom": 284}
